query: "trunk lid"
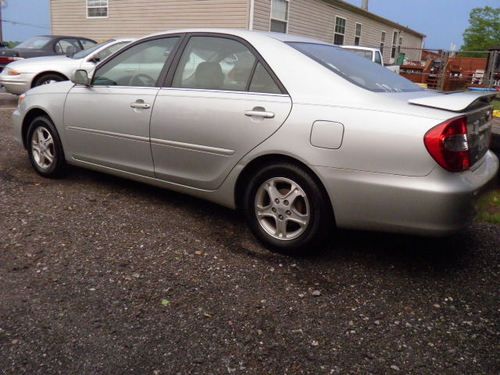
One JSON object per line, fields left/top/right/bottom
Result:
{"left": 410, "top": 91, "right": 495, "bottom": 168}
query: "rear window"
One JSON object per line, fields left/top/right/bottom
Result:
{"left": 342, "top": 48, "right": 373, "bottom": 61}
{"left": 16, "top": 36, "right": 51, "bottom": 49}
{"left": 288, "top": 42, "right": 422, "bottom": 93}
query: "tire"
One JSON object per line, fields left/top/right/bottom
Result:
{"left": 33, "top": 73, "right": 65, "bottom": 87}
{"left": 27, "top": 116, "right": 66, "bottom": 178}
{"left": 243, "top": 162, "right": 333, "bottom": 255}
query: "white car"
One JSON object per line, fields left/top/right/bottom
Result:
{"left": 341, "top": 45, "right": 400, "bottom": 73}
{"left": 0, "top": 38, "right": 134, "bottom": 94}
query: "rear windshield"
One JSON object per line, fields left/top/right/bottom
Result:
{"left": 16, "top": 36, "right": 51, "bottom": 49}
{"left": 342, "top": 48, "right": 373, "bottom": 61}
{"left": 288, "top": 42, "right": 422, "bottom": 93}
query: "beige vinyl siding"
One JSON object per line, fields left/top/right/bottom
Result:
{"left": 51, "top": 0, "right": 250, "bottom": 41}
{"left": 252, "top": 0, "right": 271, "bottom": 31}
{"left": 253, "top": 0, "right": 423, "bottom": 62}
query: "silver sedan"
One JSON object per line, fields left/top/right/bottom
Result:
{"left": 0, "top": 38, "right": 133, "bottom": 95}
{"left": 12, "top": 29, "right": 499, "bottom": 254}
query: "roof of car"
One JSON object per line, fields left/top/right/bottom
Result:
{"left": 147, "top": 28, "right": 331, "bottom": 45}
{"left": 38, "top": 35, "right": 96, "bottom": 40}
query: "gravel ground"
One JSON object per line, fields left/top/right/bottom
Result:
{"left": 0, "top": 109, "right": 499, "bottom": 374}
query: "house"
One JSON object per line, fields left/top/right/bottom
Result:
{"left": 50, "top": 0, "right": 425, "bottom": 63}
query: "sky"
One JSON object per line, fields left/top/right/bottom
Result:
{"left": 2, "top": 0, "right": 50, "bottom": 41}
{"left": 344, "top": 0, "right": 499, "bottom": 49}
{"left": 1, "top": 0, "right": 499, "bottom": 48}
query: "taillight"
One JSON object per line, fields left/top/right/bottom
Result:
{"left": 424, "top": 116, "right": 470, "bottom": 172}
{"left": 5, "top": 57, "right": 23, "bottom": 62}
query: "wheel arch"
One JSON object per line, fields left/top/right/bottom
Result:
{"left": 21, "top": 108, "right": 56, "bottom": 149}
{"left": 234, "top": 153, "right": 336, "bottom": 223}
{"left": 31, "top": 71, "right": 69, "bottom": 88}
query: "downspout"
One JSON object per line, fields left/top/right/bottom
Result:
{"left": 248, "top": 0, "right": 255, "bottom": 30}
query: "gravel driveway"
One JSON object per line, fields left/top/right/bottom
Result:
{"left": 0, "top": 108, "right": 499, "bottom": 374}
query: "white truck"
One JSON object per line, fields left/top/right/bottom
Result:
{"left": 340, "top": 46, "right": 401, "bottom": 74}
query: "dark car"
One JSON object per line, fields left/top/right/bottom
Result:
{"left": 0, "top": 35, "right": 97, "bottom": 71}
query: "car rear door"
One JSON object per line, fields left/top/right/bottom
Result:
{"left": 150, "top": 34, "right": 292, "bottom": 190}
{"left": 63, "top": 36, "right": 181, "bottom": 177}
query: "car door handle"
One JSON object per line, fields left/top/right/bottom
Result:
{"left": 244, "top": 109, "right": 275, "bottom": 119}
{"left": 130, "top": 100, "right": 151, "bottom": 109}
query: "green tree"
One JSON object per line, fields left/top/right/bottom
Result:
{"left": 461, "top": 6, "right": 500, "bottom": 55}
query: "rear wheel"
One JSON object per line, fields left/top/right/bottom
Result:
{"left": 27, "top": 116, "right": 66, "bottom": 178}
{"left": 33, "top": 73, "right": 65, "bottom": 87}
{"left": 243, "top": 163, "right": 332, "bottom": 255}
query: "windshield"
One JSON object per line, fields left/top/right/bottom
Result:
{"left": 72, "top": 39, "right": 114, "bottom": 59}
{"left": 289, "top": 42, "right": 422, "bottom": 93}
{"left": 16, "top": 36, "right": 51, "bottom": 49}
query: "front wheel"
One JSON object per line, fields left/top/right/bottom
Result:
{"left": 243, "top": 163, "right": 333, "bottom": 255}
{"left": 27, "top": 116, "right": 66, "bottom": 178}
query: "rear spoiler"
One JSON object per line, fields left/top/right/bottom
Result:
{"left": 408, "top": 91, "right": 497, "bottom": 113}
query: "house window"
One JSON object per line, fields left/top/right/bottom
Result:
{"left": 270, "top": 0, "right": 289, "bottom": 33}
{"left": 87, "top": 0, "right": 108, "bottom": 18}
{"left": 391, "top": 30, "right": 398, "bottom": 59}
{"left": 398, "top": 36, "right": 403, "bottom": 54}
{"left": 354, "top": 23, "right": 362, "bottom": 46}
{"left": 334, "top": 16, "right": 346, "bottom": 45}
{"left": 380, "top": 31, "right": 386, "bottom": 56}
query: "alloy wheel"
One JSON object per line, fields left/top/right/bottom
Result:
{"left": 254, "top": 177, "right": 310, "bottom": 241}
{"left": 31, "top": 126, "right": 55, "bottom": 170}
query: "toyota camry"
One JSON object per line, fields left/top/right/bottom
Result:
{"left": 12, "top": 29, "right": 499, "bottom": 254}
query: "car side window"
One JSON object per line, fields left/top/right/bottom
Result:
{"left": 374, "top": 51, "right": 382, "bottom": 65}
{"left": 55, "top": 38, "right": 82, "bottom": 55}
{"left": 93, "top": 37, "right": 179, "bottom": 87}
{"left": 80, "top": 39, "right": 97, "bottom": 50}
{"left": 249, "top": 63, "right": 281, "bottom": 94}
{"left": 172, "top": 36, "right": 257, "bottom": 91}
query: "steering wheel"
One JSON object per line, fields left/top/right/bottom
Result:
{"left": 129, "top": 73, "right": 156, "bottom": 87}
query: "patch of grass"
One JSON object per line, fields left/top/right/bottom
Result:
{"left": 493, "top": 99, "right": 500, "bottom": 112}
{"left": 476, "top": 189, "right": 500, "bottom": 224}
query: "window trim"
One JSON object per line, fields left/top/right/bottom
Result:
{"left": 270, "top": 0, "right": 290, "bottom": 33}
{"left": 162, "top": 32, "right": 289, "bottom": 95}
{"left": 391, "top": 30, "right": 399, "bottom": 59}
{"left": 354, "top": 22, "right": 362, "bottom": 46}
{"left": 334, "top": 16, "right": 347, "bottom": 45}
{"left": 87, "top": 0, "right": 109, "bottom": 19}
{"left": 380, "top": 30, "right": 386, "bottom": 56}
{"left": 90, "top": 33, "right": 185, "bottom": 88}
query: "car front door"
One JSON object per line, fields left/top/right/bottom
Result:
{"left": 150, "top": 35, "right": 292, "bottom": 190}
{"left": 63, "top": 36, "right": 181, "bottom": 177}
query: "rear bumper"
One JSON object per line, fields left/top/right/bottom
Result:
{"left": 316, "top": 151, "right": 499, "bottom": 236}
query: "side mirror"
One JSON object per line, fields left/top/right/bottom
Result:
{"left": 65, "top": 45, "right": 77, "bottom": 57}
{"left": 72, "top": 69, "right": 91, "bottom": 86}
{"left": 88, "top": 55, "right": 100, "bottom": 64}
